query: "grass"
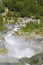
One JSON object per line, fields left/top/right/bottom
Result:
{"left": 17, "top": 19, "right": 43, "bottom": 37}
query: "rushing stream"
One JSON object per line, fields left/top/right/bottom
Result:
{"left": 0, "top": 24, "right": 43, "bottom": 65}
{"left": 4, "top": 31, "right": 41, "bottom": 58}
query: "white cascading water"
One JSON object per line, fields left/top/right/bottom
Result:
{"left": 0, "top": 24, "right": 43, "bottom": 65}
{"left": 3, "top": 30, "right": 42, "bottom": 59}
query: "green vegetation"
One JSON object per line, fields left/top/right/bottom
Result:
{"left": 0, "top": 0, "right": 43, "bottom": 34}
{"left": 1, "top": 0, "right": 43, "bottom": 19}
{"left": 0, "top": 15, "right": 6, "bottom": 31}
{"left": 0, "top": 2, "right": 5, "bottom": 13}
{"left": 21, "top": 21, "right": 39, "bottom": 32}
{"left": 2, "top": 0, "right": 43, "bottom": 17}
{"left": 18, "top": 19, "right": 43, "bottom": 36}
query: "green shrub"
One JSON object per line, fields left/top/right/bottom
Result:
{"left": 0, "top": 4, "right": 5, "bottom": 13}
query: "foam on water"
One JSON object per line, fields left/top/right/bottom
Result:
{"left": 4, "top": 31, "right": 36, "bottom": 59}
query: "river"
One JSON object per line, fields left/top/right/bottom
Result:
{"left": 0, "top": 24, "right": 43, "bottom": 65}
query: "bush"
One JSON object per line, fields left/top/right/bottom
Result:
{"left": 2, "top": 0, "right": 43, "bottom": 18}
{"left": 0, "top": 4, "right": 5, "bottom": 13}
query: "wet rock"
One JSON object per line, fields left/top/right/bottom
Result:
{"left": 29, "top": 52, "right": 43, "bottom": 64}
